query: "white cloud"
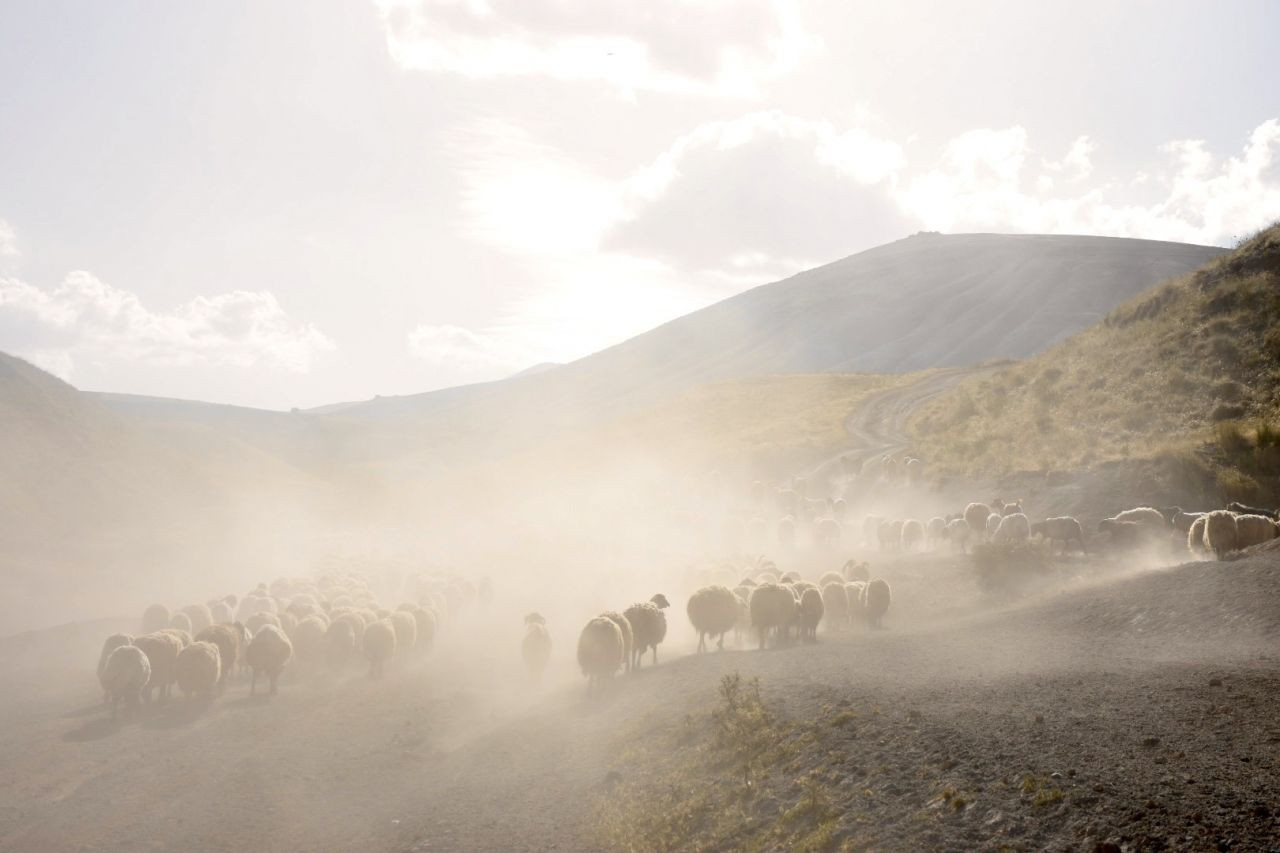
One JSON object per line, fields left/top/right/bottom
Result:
{"left": 0, "top": 219, "right": 16, "bottom": 259}
{"left": 407, "top": 323, "right": 532, "bottom": 373}
{"left": 0, "top": 271, "right": 334, "bottom": 378}
{"left": 373, "top": 0, "right": 816, "bottom": 96}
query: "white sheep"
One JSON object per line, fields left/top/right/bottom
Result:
{"left": 141, "top": 604, "right": 170, "bottom": 634}
{"left": 1187, "top": 515, "right": 1208, "bottom": 556}
{"left": 1173, "top": 510, "right": 1207, "bottom": 534}
{"left": 101, "top": 645, "right": 150, "bottom": 719}
{"left": 1234, "top": 513, "right": 1279, "bottom": 549}
{"left": 577, "top": 616, "right": 624, "bottom": 693}
{"left": 599, "top": 611, "right": 634, "bottom": 673}
{"left": 926, "top": 517, "right": 947, "bottom": 549}
{"left": 863, "top": 579, "right": 891, "bottom": 628}
{"left": 985, "top": 513, "right": 1001, "bottom": 540}
{"left": 1203, "top": 510, "right": 1239, "bottom": 558}
{"left": 412, "top": 607, "right": 437, "bottom": 653}
{"left": 134, "top": 631, "right": 183, "bottom": 703}
{"left": 288, "top": 615, "right": 328, "bottom": 666}
{"left": 945, "top": 518, "right": 971, "bottom": 553}
{"left": 246, "top": 624, "right": 293, "bottom": 696}
{"left": 180, "top": 603, "right": 213, "bottom": 636}
{"left": 820, "top": 582, "right": 848, "bottom": 631}
{"left": 748, "top": 583, "right": 796, "bottom": 649}
{"left": 622, "top": 594, "right": 670, "bottom": 669}
{"left": 844, "top": 582, "right": 868, "bottom": 626}
{"left": 963, "top": 503, "right": 992, "bottom": 540}
{"left": 993, "top": 513, "right": 1030, "bottom": 544}
{"left": 97, "top": 634, "right": 134, "bottom": 704}
{"left": 1113, "top": 507, "right": 1168, "bottom": 529}
{"left": 175, "top": 641, "right": 221, "bottom": 700}
{"left": 325, "top": 618, "right": 358, "bottom": 669}
{"left": 797, "top": 587, "right": 824, "bottom": 643}
{"left": 686, "top": 585, "right": 739, "bottom": 652}
{"left": 1029, "top": 517, "right": 1086, "bottom": 554}
{"left": 900, "top": 519, "right": 925, "bottom": 551}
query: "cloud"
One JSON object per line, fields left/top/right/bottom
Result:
{"left": 0, "top": 271, "right": 334, "bottom": 379}
{"left": 898, "top": 119, "right": 1280, "bottom": 245}
{"left": 407, "top": 323, "right": 533, "bottom": 373}
{"left": 373, "top": 0, "right": 815, "bottom": 96}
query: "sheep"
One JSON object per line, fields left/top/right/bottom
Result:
{"left": 362, "top": 619, "right": 397, "bottom": 678}
{"left": 993, "top": 513, "right": 1031, "bottom": 544}
{"left": 1187, "top": 515, "right": 1208, "bottom": 556}
{"left": 818, "top": 571, "right": 845, "bottom": 588}
{"left": 209, "top": 600, "right": 235, "bottom": 626}
{"left": 985, "top": 513, "right": 1001, "bottom": 540}
{"left": 844, "top": 582, "right": 868, "bottom": 625}
{"left": 862, "top": 514, "right": 884, "bottom": 547}
{"left": 963, "top": 503, "right": 992, "bottom": 540}
{"left": 244, "top": 611, "right": 280, "bottom": 636}
{"left": 1029, "top": 517, "right": 1086, "bottom": 554}
{"left": 1098, "top": 518, "right": 1145, "bottom": 548}
{"left": 288, "top": 615, "right": 328, "bottom": 666}
{"left": 926, "top": 517, "right": 947, "bottom": 549}
{"left": 748, "top": 583, "right": 796, "bottom": 650}
{"left": 1113, "top": 507, "right": 1168, "bottom": 529}
{"left": 388, "top": 611, "right": 418, "bottom": 658}
{"left": 169, "top": 612, "right": 192, "bottom": 634}
{"left": 1172, "top": 510, "right": 1207, "bottom": 533}
{"left": 101, "top": 645, "right": 150, "bottom": 719}
{"left": 246, "top": 624, "right": 293, "bottom": 696}
{"left": 1203, "top": 510, "right": 1239, "bottom": 558}
{"left": 623, "top": 594, "right": 670, "bottom": 669}
{"left": 1234, "top": 514, "right": 1279, "bottom": 549}
{"left": 842, "top": 559, "right": 870, "bottom": 582}
{"left": 814, "top": 517, "right": 841, "bottom": 547}
{"left": 181, "top": 603, "right": 213, "bottom": 636}
{"left": 175, "top": 641, "right": 221, "bottom": 700}
{"left": 945, "top": 518, "right": 971, "bottom": 553}
{"left": 97, "top": 633, "right": 134, "bottom": 704}
{"left": 522, "top": 622, "right": 552, "bottom": 678}
{"left": 796, "top": 588, "right": 824, "bottom": 643}
{"left": 141, "top": 604, "right": 170, "bottom": 634}
{"left": 863, "top": 579, "right": 891, "bottom": 628}
{"left": 325, "top": 618, "right": 358, "bottom": 668}
{"left": 524, "top": 612, "right": 546, "bottom": 625}
{"left": 412, "top": 607, "right": 437, "bottom": 653}
{"left": 900, "top": 519, "right": 925, "bottom": 551}
{"left": 134, "top": 631, "right": 183, "bottom": 703}
{"left": 780, "top": 571, "right": 803, "bottom": 584}
{"left": 598, "top": 611, "right": 634, "bottom": 673}
{"left": 820, "top": 582, "right": 848, "bottom": 631}
{"left": 161, "top": 628, "right": 191, "bottom": 647}
{"left": 1001, "top": 501, "right": 1023, "bottom": 515}
{"left": 686, "top": 585, "right": 739, "bottom": 652}
{"left": 577, "top": 617, "right": 624, "bottom": 693}
{"left": 1227, "top": 501, "right": 1278, "bottom": 520}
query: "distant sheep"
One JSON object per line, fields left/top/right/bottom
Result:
{"left": 863, "top": 579, "right": 891, "bottom": 629}
{"left": 169, "top": 612, "right": 192, "bottom": 634}
{"left": 844, "top": 582, "right": 868, "bottom": 625}
{"left": 97, "top": 634, "right": 134, "bottom": 704}
{"left": 1227, "top": 501, "right": 1278, "bottom": 520}
{"left": 748, "top": 583, "right": 796, "bottom": 649}
{"left": 818, "top": 571, "right": 845, "bottom": 588}
{"left": 623, "top": 594, "right": 670, "bottom": 669}
{"left": 209, "top": 600, "right": 235, "bottom": 626}
{"left": 244, "top": 611, "right": 281, "bottom": 636}
{"left": 141, "top": 604, "right": 170, "bottom": 634}
{"left": 134, "top": 631, "right": 183, "bottom": 703}
{"left": 522, "top": 622, "right": 552, "bottom": 677}
{"left": 362, "top": 619, "right": 397, "bottom": 678}
{"left": 796, "top": 588, "right": 824, "bottom": 643}
{"left": 101, "top": 645, "right": 150, "bottom": 719}
{"left": 1113, "top": 507, "right": 1168, "bottom": 529}
{"left": 821, "top": 582, "right": 848, "bottom": 630}
{"left": 412, "top": 607, "right": 437, "bottom": 653}
{"left": 862, "top": 515, "right": 884, "bottom": 547}
{"left": 985, "top": 514, "right": 1001, "bottom": 540}
{"left": 325, "top": 618, "right": 358, "bottom": 668}
{"left": 926, "top": 517, "right": 947, "bottom": 548}
{"left": 900, "top": 519, "right": 925, "bottom": 551}
{"left": 842, "top": 560, "right": 870, "bottom": 582}
{"left": 945, "top": 518, "right": 971, "bottom": 553}
{"left": 1234, "top": 513, "right": 1279, "bottom": 549}
{"left": 599, "top": 611, "right": 634, "bottom": 673}
{"left": 1187, "top": 515, "right": 1208, "bottom": 556}
{"left": 287, "top": 615, "right": 328, "bottom": 666}
{"left": 181, "top": 604, "right": 213, "bottom": 636}
{"left": 686, "top": 586, "right": 739, "bottom": 652}
{"left": 814, "top": 517, "right": 841, "bottom": 547}
{"left": 1173, "top": 510, "right": 1207, "bottom": 533}
{"left": 993, "top": 513, "right": 1030, "bottom": 544}
{"left": 1029, "top": 517, "right": 1086, "bottom": 554}
{"left": 246, "top": 624, "right": 293, "bottom": 695}
{"left": 577, "top": 617, "right": 624, "bottom": 692}
{"left": 964, "top": 503, "right": 992, "bottom": 539}
{"left": 390, "top": 610, "right": 418, "bottom": 658}
{"left": 1203, "top": 510, "right": 1238, "bottom": 558}
{"left": 175, "top": 641, "right": 221, "bottom": 700}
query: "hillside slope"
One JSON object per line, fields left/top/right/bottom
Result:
{"left": 908, "top": 223, "right": 1280, "bottom": 499}
{"left": 309, "top": 233, "right": 1223, "bottom": 421}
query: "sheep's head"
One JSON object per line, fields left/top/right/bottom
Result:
{"left": 650, "top": 594, "right": 670, "bottom": 609}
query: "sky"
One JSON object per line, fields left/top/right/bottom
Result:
{"left": 1, "top": 0, "right": 1279, "bottom": 409}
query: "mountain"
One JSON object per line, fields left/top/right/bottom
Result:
{"left": 907, "top": 223, "right": 1280, "bottom": 500}
{"left": 320, "top": 233, "right": 1224, "bottom": 422}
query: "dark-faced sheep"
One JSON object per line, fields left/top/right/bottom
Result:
{"left": 1029, "top": 517, "right": 1086, "bottom": 554}
{"left": 748, "top": 583, "right": 796, "bottom": 649}
{"left": 175, "top": 641, "right": 221, "bottom": 700}
{"left": 522, "top": 622, "right": 552, "bottom": 678}
{"left": 577, "top": 616, "right": 624, "bottom": 693}
{"left": 101, "top": 645, "right": 150, "bottom": 719}
{"left": 246, "top": 624, "right": 293, "bottom": 695}
{"left": 686, "top": 585, "right": 739, "bottom": 652}
{"left": 863, "top": 579, "right": 891, "bottom": 628}
{"left": 623, "top": 594, "right": 669, "bottom": 669}
{"left": 1099, "top": 518, "right": 1145, "bottom": 547}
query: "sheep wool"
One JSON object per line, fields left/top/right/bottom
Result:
{"left": 686, "top": 585, "right": 739, "bottom": 653}
{"left": 141, "top": 604, "right": 170, "bottom": 634}
{"left": 1203, "top": 510, "right": 1239, "bottom": 559}
{"left": 797, "top": 588, "right": 824, "bottom": 643}
{"left": 1187, "top": 515, "right": 1208, "bottom": 556}
{"left": 864, "top": 579, "right": 892, "bottom": 628}
{"left": 622, "top": 595, "right": 669, "bottom": 670}
{"left": 1234, "top": 514, "right": 1279, "bottom": 549}
{"left": 522, "top": 622, "right": 552, "bottom": 676}
{"left": 748, "top": 583, "right": 796, "bottom": 650}
{"left": 820, "top": 582, "right": 849, "bottom": 630}
{"left": 389, "top": 610, "right": 418, "bottom": 657}
{"left": 576, "top": 616, "right": 624, "bottom": 692}
{"left": 134, "top": 631, "right": 183, "bottom": 703}
{"left": 102, "top": 645, "right": 151, "bottom": 719}
{"left": 97, "top": 633, "right": 134, "bottom": 702}
{"left": 175, "top": 641, "right": 221, "bottom": 700}
{"left": 246, "top": 624, "right": 293, "bottom": 695}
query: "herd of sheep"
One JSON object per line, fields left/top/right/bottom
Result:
{"left": 96, "top": 571, "right": 487, "bottom": 718}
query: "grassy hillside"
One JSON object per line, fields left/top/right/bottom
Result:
{"left": 908, "top": 223, "right": 1280, "bottom": 501}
